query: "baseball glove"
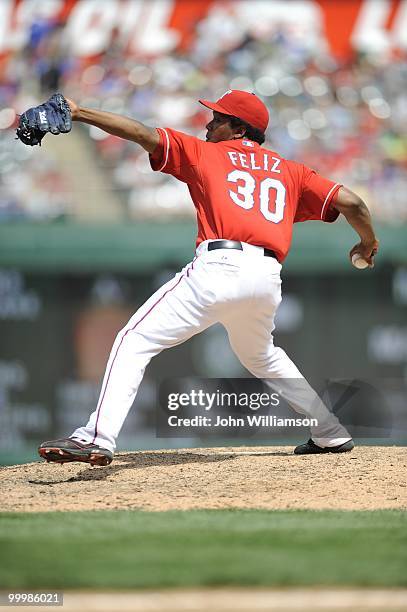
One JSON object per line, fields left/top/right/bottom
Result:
{"left": 15, "top": 93, "right": 72, "bottom": 146}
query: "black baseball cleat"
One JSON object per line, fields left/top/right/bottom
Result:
{"left": 294, "top": 438, "right": 354, "bottom": 455}
{"left": 38, "top": 438, "right": 113, "bottom": 466}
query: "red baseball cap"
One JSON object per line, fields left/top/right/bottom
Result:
{"left": 199, "top": 90, "right": 269, "bottom": 132}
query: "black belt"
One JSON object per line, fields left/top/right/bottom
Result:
{"left": 207, "top": 240, "right": 278, "bottom": 260}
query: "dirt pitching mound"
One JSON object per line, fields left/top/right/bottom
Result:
{"left": 1, "top": 446, "right": 406, "bottom": 512}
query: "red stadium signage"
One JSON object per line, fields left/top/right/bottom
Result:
{"left": 0, "top": 0, "right": 406, "bottom": 59}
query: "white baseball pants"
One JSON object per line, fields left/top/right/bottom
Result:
{"left": 72, "top": 240, "right": 351, "bottom": 452}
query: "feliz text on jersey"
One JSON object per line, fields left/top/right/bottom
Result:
{"left": 227, "top": 151, "right": 281, "bottom": 173}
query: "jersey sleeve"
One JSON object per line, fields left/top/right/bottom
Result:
{"left": 294, "top": 165, "right": 342, "bottom": 223}
{"left": 149, "top": 127, "right": 202, "bottom": 183}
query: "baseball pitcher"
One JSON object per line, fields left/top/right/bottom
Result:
{"left": 16, "top": 90, "right": 379, "bottom": 466}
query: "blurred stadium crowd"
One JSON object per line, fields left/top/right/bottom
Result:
{"left": 1, "top": 7, "right": 406, "bottom": 223}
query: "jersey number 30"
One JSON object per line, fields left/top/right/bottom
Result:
{"left": 227, "top": 170, "right": 286, "bottom": 223}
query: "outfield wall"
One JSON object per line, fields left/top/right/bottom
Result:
{"left": 0, "top": 221, "right": 406, "bottom": 272}
{"left": 0, "top": 221, "right": 406, "bottom": 463}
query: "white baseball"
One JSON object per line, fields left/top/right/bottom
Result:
{"left": 351, "top": 253, "right": 369, "bottom": 269}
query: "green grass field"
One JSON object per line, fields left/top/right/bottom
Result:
{"left": 1, "top": 510, "right": 406, "bottom": 590}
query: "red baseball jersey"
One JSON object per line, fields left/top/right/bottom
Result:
{"left": 149, "top": 128, "right": 341, "bottom": 262}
